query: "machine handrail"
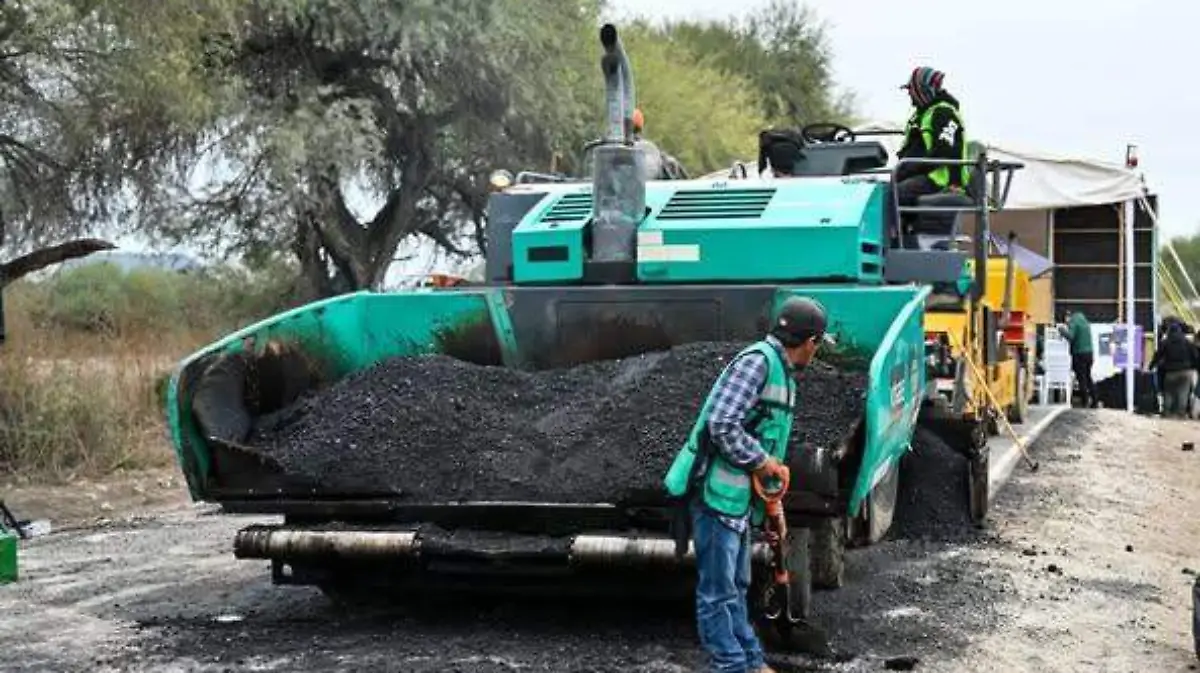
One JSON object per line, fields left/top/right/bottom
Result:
{"left": 884, "top": 151, "right": 1023, "bottom": 303}
{"left": 886, "top": 156, "right": 1023, "bottom": 216}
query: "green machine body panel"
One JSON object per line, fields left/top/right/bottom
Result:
{"left": 770, "top": 285, "right": 928, "bottom": 515}
{"left": 167, "top": 280, "right": 925, "bottom": 524}
{"left": 508, "top": 177, "right": 888, "bottom": 285}
{"left": 636, "top": 178, "right": 886, "bottom": 284}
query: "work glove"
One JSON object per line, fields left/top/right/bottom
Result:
{"left": 753, "top": 456, "right": 787, "bottom": 481}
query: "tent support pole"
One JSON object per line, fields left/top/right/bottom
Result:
{"left": 1124, "top": 198, "right": 1137, "bottom": 412}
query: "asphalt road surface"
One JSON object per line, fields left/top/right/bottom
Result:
{"left": 1, "top": 410, "right": 1197, "bottom": 672}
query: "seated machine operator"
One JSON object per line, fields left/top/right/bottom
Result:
{"left": 894, "top": 66, "right": 973, "bottom": 247}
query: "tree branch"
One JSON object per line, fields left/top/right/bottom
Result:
{"left": 0, "top": 238, "right": 116, "bottom": 286}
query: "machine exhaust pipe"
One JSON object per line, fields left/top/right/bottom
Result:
{"left": 599, "top": 23, "right": 636, "bottom": 144}
{"left": 592, "top": 23, "right": 646, "bottom": 266}
{"left": 233, "top": 525, "right": 771, "bottom": 569}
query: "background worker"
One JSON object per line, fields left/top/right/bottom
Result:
{"left": 1058, "top": 309, "right": 1098, "bottom": 408}
{"left": 1148, "top": 321, "right": 1199, "bottom": 418}
{"left": 630, "top": 108, "right": 687, "bottom": 179}
{"left": 663, "top": 296, "right": 832, "bottom": 673}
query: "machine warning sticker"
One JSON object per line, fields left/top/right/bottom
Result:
{"left": 637, "top": 230, "right": 663, "bottom": 246}
{"left": 637, "top": 244, "right": 701, "bottom": 263}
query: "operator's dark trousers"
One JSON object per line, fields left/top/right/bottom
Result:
{"left": 890, "top": 175, "right": 939, "bottom": 248}
{"left": 1161, "top": 370, "right": 1193, "bottom": 418}
{"left": 1072, "top": 353, "right": 1098, "bottom": 408}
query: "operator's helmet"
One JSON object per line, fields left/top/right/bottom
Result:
{"left": 901, "top": 66, "right": 946, "bottom": 107}
{"left": 632, "top": 108, "right": 645, "bottom": 134}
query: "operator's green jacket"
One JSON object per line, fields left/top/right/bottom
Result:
{"left": 663, "top": 340, "right": 795, "bottom": 526}
{"left": 1059, "top": 312, "right": 1094, "bottom": 356}
{"left": 897, "top": 92, "right": 971, "bottom": 189}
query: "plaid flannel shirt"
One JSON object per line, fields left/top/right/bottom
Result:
{"left": 699, "top": 335, "right": 794, "bottom": 533}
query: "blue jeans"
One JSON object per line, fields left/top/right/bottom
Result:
{"left": 692, "top": 503, "right": 766, "bottom": 673}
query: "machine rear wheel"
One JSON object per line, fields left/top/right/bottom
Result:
{"left": 967, "top": 447, "right": 990, "bottom": 524}
{"left": 809, "top": 518, "right": 846, "bottom": 590}
{"left": 1007, "top": 365, "right": 1029, "bottom": 424}
{"left": 853, "top": 456, "right": 900, "bottom": 547}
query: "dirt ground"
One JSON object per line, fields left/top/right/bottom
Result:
{"left": 1, "top": 467, "right": 191, "bottom": 531}
{"left": 0, "top": 409, "right": 1198, "bottom": 672}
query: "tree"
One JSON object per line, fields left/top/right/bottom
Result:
{"left": 610, "top": 23, "right": 765, "bottom": 175}
{"left": 0, "top": 0, "right": 233, "bottom": 285}
{"left": 16, "top": 1, "right": 852, "bottom": 301}
{"left": 135, "top": 0, "right": 604, "bottom": 297}
{"left": 661, "top": 0, "right": 855, "bottom": 128}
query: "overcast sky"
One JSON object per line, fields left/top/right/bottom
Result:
{"left": 607, "top": 0, "right": 1196, "bottom": 239}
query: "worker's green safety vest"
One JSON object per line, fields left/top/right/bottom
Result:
{"left": 663, "top": 340, "right": 796, "bottom": 523}
{"left": 905, "top": 101, "right": 971, "bottom": 189}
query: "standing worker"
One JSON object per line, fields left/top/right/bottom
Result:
{"left": 663, "top": 296, "right": 833, "bottom": 673}
{"left": 1148, "top": 321, "right": 1199, "bottom": 418}
{"left": 1058, "top": 309, "right": 1098, "bottom": 408}
{"left": 893, "top": 67, "right": 972, "bottom": 246}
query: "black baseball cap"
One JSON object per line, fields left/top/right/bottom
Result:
{"left": 773, "top": 296, "right": 836, "bottom": 346}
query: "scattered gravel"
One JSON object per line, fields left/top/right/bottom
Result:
{"left": 246, "top": 342, "right": 869, "bottom": 503}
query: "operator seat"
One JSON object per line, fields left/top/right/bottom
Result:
{"left": 908, "top": 191, "right": 975, "bottom": 251}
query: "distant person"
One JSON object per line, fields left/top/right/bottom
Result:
{"left": 1149, "top": 322, "right": 1199, "bottom": 418}
{"left": 630, "top": 108, "right": 686, "bottom": 180}
{"left": 1058, "top": 310, "right": 1098, "bottom": 409}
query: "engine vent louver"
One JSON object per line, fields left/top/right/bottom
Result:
{"left": 656, "top": 188, "right": 776, "bottom": 221}
{"left": 537, "top": 192, "right": 593, "bottom": 224}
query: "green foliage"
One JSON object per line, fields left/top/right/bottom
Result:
{"left": 2, "top": 0, "right": 856, "bottom": 298}
{"left": 660, "top": 0, "right": 855, "bottom": 127}
{"left": 610, "top": 24, "right": 763, "bottom": 175}
{"left": 0, "top": 0, "right": 239, "bottom": 248}
{"left": 1164, "top": 234, "right": 1200, "bottom": 286}
{"left": 1161, "top": 233, "right": 1200, "bottom": 317}
{"left": 19, "top": 260, "right": 300, "bottom": 337}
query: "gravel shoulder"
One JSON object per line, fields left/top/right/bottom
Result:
{"left": 916, "top": 409, "right": 1200, "bottom": 672}
{"left": 1, "top": 409, "right": 1197, "bottom": 672}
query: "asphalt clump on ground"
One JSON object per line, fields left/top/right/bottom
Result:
{"left": 246, "top": 342, "right": 868, "bottom": 503}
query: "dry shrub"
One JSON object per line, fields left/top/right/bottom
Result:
{"left": 0, "top": 259, "right": 301, "bottom": 482}
{"left": 0, "top": 353, "right": 171, "bottom": 476}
